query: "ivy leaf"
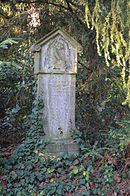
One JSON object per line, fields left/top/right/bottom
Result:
{"left": 47, "top": 168, "right": 55, "bottom": 174}
{"left": 80, "top": 179, "right": 86, "bottom": 185}
{"left": 72, "top": 167, "right": 79, "bottom": 174}
{"left": 38, "top": 174, "right": 44, "bottom": 182}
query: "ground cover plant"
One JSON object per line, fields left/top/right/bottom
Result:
{"left": 0, "top": 93, "right": 129, "bottom": 195}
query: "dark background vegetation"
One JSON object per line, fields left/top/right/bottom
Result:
{"left": 0, "top": 0, "right": 129, "bottom": 195}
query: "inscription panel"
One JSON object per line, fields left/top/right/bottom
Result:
{"left": 38, "top": 74, "right": 76, "bottom": 140}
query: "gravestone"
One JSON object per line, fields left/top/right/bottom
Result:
{"left": 31, "top": 27, "right": 82, "bottom": 156}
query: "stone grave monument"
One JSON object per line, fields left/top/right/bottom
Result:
{"left": 31, "top": 27, "right": 82, "bottom": 156}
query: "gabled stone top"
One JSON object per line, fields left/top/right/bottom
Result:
{"left": 31, "top": 27, "right": 83, "bottom": 53}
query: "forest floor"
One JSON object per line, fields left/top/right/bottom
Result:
{"left": 0, "top": 134, "right": 130, "bottom": 196}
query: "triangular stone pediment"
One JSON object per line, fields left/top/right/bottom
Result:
{"left": 31, "top": 27, "right": 82, "bottom": 53}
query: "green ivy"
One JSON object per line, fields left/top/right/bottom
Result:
{"left": 105, "top": 114, "right": 130, "bottom": 157}
{"left": 1, "top": 112, "right": 128, "bottom": 195}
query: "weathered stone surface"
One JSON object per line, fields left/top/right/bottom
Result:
{"left": 41, "top": 34, "right": 76, "bottom": 73}
{"left": 31, "top": 27, "right": 82, "bottom": 156}
{"left": 45, "top": 139, "right": 79, "bottom": 156}
{"left": 38, "top": 74, "right": 76, "bottom": 141}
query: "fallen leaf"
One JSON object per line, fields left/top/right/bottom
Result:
{"left": 50, "top": 178, "right": 54, "bottom": 183}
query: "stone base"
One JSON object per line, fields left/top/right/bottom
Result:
{"left": 45, "top": 138, "right": 79, "bottom": 156}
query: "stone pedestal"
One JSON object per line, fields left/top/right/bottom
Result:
{"left": 31, "top": 27, "right": 82, "bottom": 156}
{"left": 46, "top": 139, "right": 79, "bottom": 156}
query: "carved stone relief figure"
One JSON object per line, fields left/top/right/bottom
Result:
{"left": 45, "top": 36, "right": 71, "bottom": 71}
